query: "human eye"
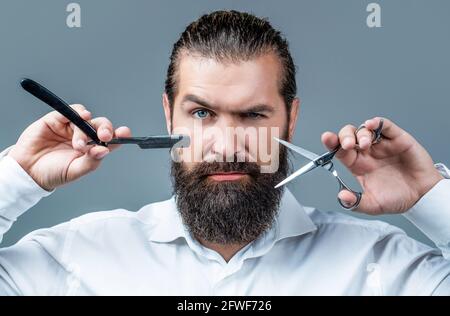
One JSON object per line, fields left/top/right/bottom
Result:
{"left": 241, "top": 112, "right": 266, "bottom": 120}
{"left": 192, "top": 108, "right": 212, "bottom": 119}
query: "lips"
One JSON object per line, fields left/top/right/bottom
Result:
{"left": 208, "top": 172, "right": 248, "bottom": 181}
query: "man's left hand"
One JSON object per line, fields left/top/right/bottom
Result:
{"left": 321, "top": 117, "right": 444, "bottom": 215}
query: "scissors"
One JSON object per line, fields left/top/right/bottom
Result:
{"left": 274, "top": 120, "right": 384, "bottom": 210}
{"left": 20, "top": 78, "right": 190, "bottom": 149}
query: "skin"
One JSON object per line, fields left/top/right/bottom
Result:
{"left": 7, "top": 52, "right": 444, "bottom": 262}
{"left": 163, "top": 53, "right": 298, "bottom": 260}
{"left": 164, "top": 53, "right": 295, "bottom": 173}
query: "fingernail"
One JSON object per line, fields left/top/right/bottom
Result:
{"left": 77, "top": 139, "right": 86, "bottom": 148}
{"left": 344, "top": 201, "right": 353, "bottom": 207}
{"left": 96, "top": 151, "right": 108, "bottom": 159}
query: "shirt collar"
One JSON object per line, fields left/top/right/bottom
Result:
{"left": 274, "top": 189, "right": 317, "bottom": 242}
{"left": 139, "top": 197, "right": 187, "bottom": 243}
{"left": 141, "top": 189, "right": 317, "bottom": 243}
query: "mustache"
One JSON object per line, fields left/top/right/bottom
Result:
{"left": 185, "top": 161, "right": 261, "bottom": 179}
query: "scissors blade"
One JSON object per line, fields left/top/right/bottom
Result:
{"left": 274, "top": 161, "right": 317, "bottom": 188}
{"left": 273, "top": 137, "right": 320, "bottom": 161}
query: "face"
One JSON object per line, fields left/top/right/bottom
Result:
{"left": 163, "top": 52, "right": 300, "bottom": 244}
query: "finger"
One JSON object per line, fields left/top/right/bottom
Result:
{"left": 339, "top": 190, "right": 383, "bottom": 215}
{"left": 338, "top": 190, "right": 358, "bottom": 208}
{"left": 321, "top": 130, "right": 357, "bottom": 167}
{"left": 44, "top": 105, "right": 90, "bottom": 137}
{"left": 72, "top": 116, "right": 113, "bottom": 151}
{"left": 66, "top": 149, "right": 107, "bottom": 182}
{"left": 107, "top": 126, "right": 132, "bottom": 152}
{"left": 86, "top": 144, "right": 110, "bottom": 160}
{"left": 355, "top": 127, "right": 373, "bottom": 150}
{"left": 89, "top": 117, "right": 114, "bottom": 142}
{"left": 73, "top": 125, "right": 131, "bottom": 154}
{"left": 44, "top": 104, "right": 86, "bottom": 125}
{"left": 364, "top": 117, "right": 404, "bottom": 140}
{"left": 321, "top": 131, "right": 339, "bottom": 151}
{"left": 71, "top": 111, "right": 93, "bottom": 152}
{"left": 338, "top": 125, "right": 357, "bottom": 150}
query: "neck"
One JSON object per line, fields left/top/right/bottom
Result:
{"left": 197, "top": 238, "right": 249, "bottom": 262}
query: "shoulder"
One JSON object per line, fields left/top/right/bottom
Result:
{"left": 295, "top": 207, "right": 441, "bottom": 267}
{"left": 304, "top": 206, "right": 407, "bottom": 242}
{"left": 59, "top": 195, "right": 176, "bottom": 231}
{"left": 20, "top": 196, "right": 176, "bottom": 248}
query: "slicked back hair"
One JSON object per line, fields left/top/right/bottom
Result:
{"left": 164, "top": 10, "right": 297, "bottom": 117}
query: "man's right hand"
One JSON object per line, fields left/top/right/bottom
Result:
{"left": 7, "top": 104, "right": 131, "bottom": 191}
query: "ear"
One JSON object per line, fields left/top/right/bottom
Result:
{"left": 287, "top": 97, "right": 300, "bottom": 142}
{"left": 162, "top": 93, "right": 172, "bottom": 134}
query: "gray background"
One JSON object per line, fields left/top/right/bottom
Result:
{"left": 1, "top": 0, "right": 449, "bottom": 247}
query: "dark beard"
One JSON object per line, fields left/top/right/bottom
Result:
{"left": 171, "top": 147, "right": 289, "bottom": 245}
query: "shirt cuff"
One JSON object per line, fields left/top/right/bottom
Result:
{"left": 0, "top": 146, "right": 54, "bottom": 221}
{"left": 403, "top": 163, "right": 450, "bottom": 249}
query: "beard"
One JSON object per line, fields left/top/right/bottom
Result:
{"left": 171, "top": 146, "right": 289, "bottom": 245}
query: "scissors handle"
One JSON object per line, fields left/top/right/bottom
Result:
{"left": 323, "top": 163, "right": 362, "bottom": 211}
{"left": 326, "top": 119, "right": 385, "bottom": 210}
{"left": 335, "top": 173, "right": 362, "bottom": 210}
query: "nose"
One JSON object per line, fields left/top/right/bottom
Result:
{"left": 204, "top": 117, "right": 247, "bottom": 162}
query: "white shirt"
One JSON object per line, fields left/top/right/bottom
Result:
{"left": 0, "top": 146, "right": 450, "bottom": 295}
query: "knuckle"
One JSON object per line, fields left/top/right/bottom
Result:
{"left": 339, "top": 130, "right": 355, "bottom": 139}
{"left": 75, "top": 131, "right": 87, "bottom": 140}
{"left": 71, "top": 124, "right": 80, "bottom": 132}
{"left": 344, "top": 124, "right": 356, "bottom": 131}
{"left": 95, "top": 117, "right": 112, "bottom": 127}
{"left": 45, "top": 111, "right": 65, "bottom": 124}
{"left": 339, "top": 126, "right": 355, "bottom": 137}
{"left": 71, "top": 104, "right": 86, "bottom": 111}
{"left": 48, "top": 110, "right": 61, "bottom": 119}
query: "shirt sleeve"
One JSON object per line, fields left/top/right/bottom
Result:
{"left": 0, "top": 145, "right": 64, "bottom": 295}
{"left": 403, "top": 163, "right": 450, "bottom": 259}
{"left": 0, "top": 145, "right": 54, "bottom": 243}
{"left": 373, "top": 225, "right": 450, "bottom": 295}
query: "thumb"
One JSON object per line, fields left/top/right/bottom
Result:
{"left": 338, "top": 190, "right": 381, "bottom": 214}
{"left": 337, "top": 190, "right": 358, "bottom": 209}
{"left": 65, "top": 146, "right": 109, "bottom": 182}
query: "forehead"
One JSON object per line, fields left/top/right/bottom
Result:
{"left": 175, "top": 52, "right": 284, "bottom": 107}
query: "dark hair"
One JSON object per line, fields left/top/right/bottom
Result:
{"left": 164, "top": 10, "right": 297, "bottom": 115}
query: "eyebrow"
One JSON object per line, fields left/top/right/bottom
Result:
{"left": 238, "top": 104, "right": 274, "bottom": 115}
{"left": 181, "top": 94, "right": 218, "bottom": 111}
{"left": 181, "top": 94, "right": 275, "bottom": 114}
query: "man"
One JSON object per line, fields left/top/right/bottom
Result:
{"left": 0, "top": 10, "right": 449, "bottom": 295}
